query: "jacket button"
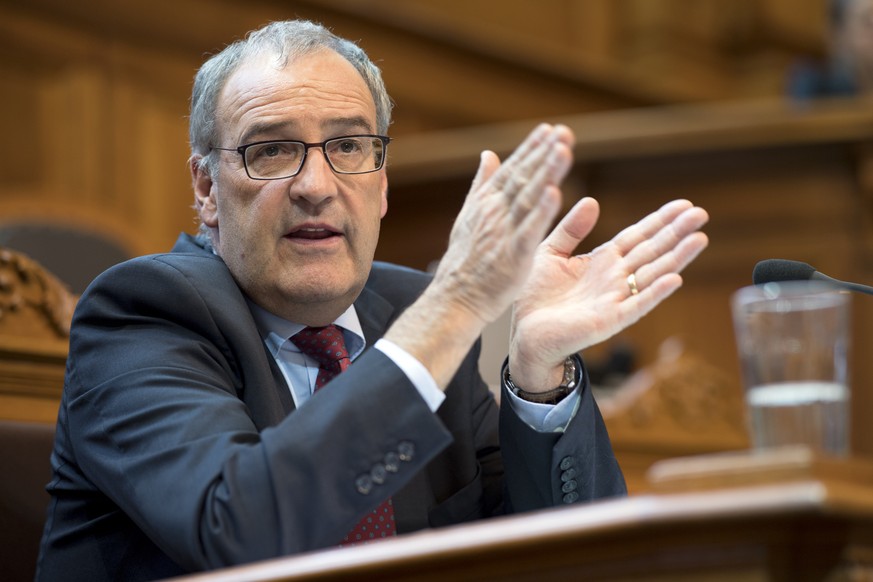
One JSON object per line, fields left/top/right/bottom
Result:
{"left": 561, "top": 479, "right": 577, "bottom": 494}
{"left": 356, "top": 475, "right": 373, "bottom": 495}
{"left": 371, "top": 464, "right": 387, "bottom": 485}
{"left": 397, "top": 441, "right": 415, "bottom": 461}
{"left": 384, "top": 452, "right": 401, "bottom": 473}
{"left": 562, "top": 491, "right": 579, "bottom": 504}
{"left": 559, "top": 456, "right": 574, "bottom": 471}
{"left": 561, "top": 468, "right": 577, "bottom": 482}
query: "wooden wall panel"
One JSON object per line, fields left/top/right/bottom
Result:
{"left": 0, "top": 0, "right": 859, "bottom": 468}
{"left": 383, "top": 97, "right": 873, "bottom": 464}
{"left": 0, "top": 4, "right": 197, "bottom": 255}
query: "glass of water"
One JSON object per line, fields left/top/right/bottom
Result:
{"left": 731, "top": 281, "right": 851, "bottom": 456}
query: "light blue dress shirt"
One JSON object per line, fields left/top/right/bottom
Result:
{"left": 246, "top": 301, "right": 578, "bottom": 432}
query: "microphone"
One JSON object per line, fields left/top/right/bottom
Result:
{"left": 753, "top": 259, "right": 873, "bottom": 296}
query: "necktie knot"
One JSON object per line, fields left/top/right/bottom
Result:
{"left": 292, "top": 325, "right": 350, "bottom": 379}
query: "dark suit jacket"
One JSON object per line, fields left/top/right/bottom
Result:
{"left": 36, "top": 234, "right": 625, "bottom": 581}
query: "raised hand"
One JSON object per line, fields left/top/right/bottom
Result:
{"left": 385, "top": 124, "right": 577, "bottom": 388}
{"left": 428, "top": 123, "right": 575, "bottom": 325}
{"left": 508, "top": 197, "right": 710, "bottom": 392}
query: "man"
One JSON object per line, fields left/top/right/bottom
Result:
{"left": 788, "top": 0, "right": 873, "bottom": 99}
{"left": 36, "top": 20, "right": 709, "bottom": 581}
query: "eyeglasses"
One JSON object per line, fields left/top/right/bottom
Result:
{"left": 212, "top": 135, "right": 391, "bottom": 180}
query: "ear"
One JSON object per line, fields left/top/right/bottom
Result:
{"left": 379, "top": 171, "right": 388, "bottom": 219}
{"left": 190, "top": 155, "right": 218, "bottom": 227}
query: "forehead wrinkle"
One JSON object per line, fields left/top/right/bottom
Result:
{"left": 235, "top": 115, "right": 372, "bottom": 146}
{"left": 219, "top": 66, "right": 376, "bottom": 145}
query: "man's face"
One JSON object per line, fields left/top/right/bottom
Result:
{"left": 193, "top": 49, "right": 388, "bottom": 325}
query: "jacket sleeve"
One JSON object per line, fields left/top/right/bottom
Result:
{"left": 498, "top": 357, "right": 626, "bottom": 512}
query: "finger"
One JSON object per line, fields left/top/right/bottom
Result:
{"left": 541, "top": 197, "right": 600, "bottom": 257}
{"left": 515, "top": 125, "right": 574, "bottom": 185}
{"left": 622, "top": 205, "right": 709, "bottom": 272}
{"left": 489, "top": 124, "right": 573, "bottom": 195}
{"left": 514, "top": 184, "right": 563, "bottom": 259}
{"left": 618, "top": 272, "right": 685, "bottom": 327}
{"left": 488, "top": 124, "right": 551, "bottom": 192}
{"left": 509, "top": 138, "right": 573, "bottom": 223}
{"left": 500, "top": 124, "right": 573, "bottom": 172}
{"left": 612, "top": 199, "right": 694, "bottom": 257}
{"left": 633, "top": 231, "right": 709, "bottom": 290}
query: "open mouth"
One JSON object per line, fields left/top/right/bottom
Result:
{"left": 287, "top": 227, "right": 341, "bottom": 241}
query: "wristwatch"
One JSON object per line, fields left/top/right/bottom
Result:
{"left": 502, "top": 353, "right": 582, "bottom": 405}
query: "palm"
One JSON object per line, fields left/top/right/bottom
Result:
{"left": 509, "top": 198, "right": 709, "bottom": 391}
{"left": 514, "top": 240, "right": 630, "bottom": 355}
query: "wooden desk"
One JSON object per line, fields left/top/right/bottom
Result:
{"left": 168, "top": 449, "right": 873, "bottom": 582}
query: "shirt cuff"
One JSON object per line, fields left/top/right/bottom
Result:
{"left": 505, "top": 387, "right": 581, "bottom": 432}
{"left": 374, "top": 338, "right": 445, "bottom": 412}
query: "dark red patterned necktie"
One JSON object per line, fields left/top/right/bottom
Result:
{"left": 292, "top": 325, "right": 397, "bottom": 545}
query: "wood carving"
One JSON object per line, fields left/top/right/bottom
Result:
{"left": 0, "top": 246, "right": 76, "bottom": 341}
{"left": 0, "top": 247, "right": 76, "bottom": 421}
{"left": 600, "top": 337, "right": 750, "bottom": 454}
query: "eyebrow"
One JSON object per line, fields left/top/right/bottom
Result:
{"left": 324, "top": 116, "right": 374, "bottom": 135}
{"left": 239, "top": 121, "right": 296, "bottom": 145}
{"left": 238, "top": 116, "right": 375, "bottom": 145}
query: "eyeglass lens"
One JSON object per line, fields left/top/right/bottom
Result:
{"left": 245, "top": 136, "right": 385, "bottom": 179}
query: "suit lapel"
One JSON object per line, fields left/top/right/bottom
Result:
{"left": 353, "top": 285, "right": 395, "bottom": 346}
{"left": 172, "top": 234, "right": 298, "bottom": 423}
{"left": 267, "top": 355, "right": 296, "bottom": 415}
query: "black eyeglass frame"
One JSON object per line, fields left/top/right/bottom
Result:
{"left": 212, "top": 134, "right": 391, "bottom": 180}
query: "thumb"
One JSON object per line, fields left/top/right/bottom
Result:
{"left": 543, "top": 197, "right": 600, "bottom": 257}
{"left": 470, "top": 150, "right": 501, "bottom": 194}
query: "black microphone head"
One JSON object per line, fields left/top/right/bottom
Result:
{"left": 752, "top": 259, "right": 817, "bottom": 285}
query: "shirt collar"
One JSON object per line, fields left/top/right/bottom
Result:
{"left": 246, "top": 300, "right": 366, "bottom": 361}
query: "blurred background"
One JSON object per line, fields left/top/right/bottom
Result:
{"left": 2, "top": 0, "right": 873, "bottom": 474}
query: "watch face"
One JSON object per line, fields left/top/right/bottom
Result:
{"left": 562, "top": 356, "right": 576, "bottom": 388}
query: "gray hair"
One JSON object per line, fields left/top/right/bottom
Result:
{"left": 189, "top": 20, "right": 393, "bottom": 173}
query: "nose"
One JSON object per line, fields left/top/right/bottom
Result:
{"left": 288, "top": 147, "right": 335, "bottom": 206}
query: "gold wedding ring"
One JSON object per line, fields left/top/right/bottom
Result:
{"left": 627, "top": 273, "right": 639, "bottom": 296}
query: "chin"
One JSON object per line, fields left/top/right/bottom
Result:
{"left": 287, "top": 276, "right": 362, "bottom": 305}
